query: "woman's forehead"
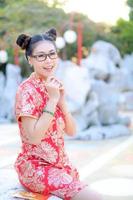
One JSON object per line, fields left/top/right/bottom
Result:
{"left": 33, "top": 41, "right": 55, "bottom": 53}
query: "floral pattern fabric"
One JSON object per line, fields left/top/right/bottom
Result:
{"left": 15, "top": 72, "right": 86, "bottom": 200}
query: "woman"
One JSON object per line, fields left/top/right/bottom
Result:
{"left": 15, "top": 28, "right": 102, "bottom": 200}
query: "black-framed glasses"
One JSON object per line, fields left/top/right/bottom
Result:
{"left": 31, "top": 51, "right": 57, "bottom": 62}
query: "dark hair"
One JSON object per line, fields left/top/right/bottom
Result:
{"left": 16, "top": 28, "right": 57, "bottom": 60}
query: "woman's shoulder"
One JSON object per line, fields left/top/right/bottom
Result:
{"left": 17, "top": 76, "right": 34, "bottom": 93}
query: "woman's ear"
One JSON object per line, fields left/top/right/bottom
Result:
{"left": 28, "top": 56, "right": 32, "bottom": 65}
{"left": 28, "top": 57, "right": 33, "bottom": 68}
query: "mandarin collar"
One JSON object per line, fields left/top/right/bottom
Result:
{"left": 30, "top": 72, "right": 46, "bottom": 84}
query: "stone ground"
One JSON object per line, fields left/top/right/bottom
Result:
{"left": 0, "top": 111, "right": 133, "bottom": 200}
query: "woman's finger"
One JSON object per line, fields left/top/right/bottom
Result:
{"left": 51, "top": 79, "right": 62, "bottom": 88}
{"left": 46, "top": 76, "right": 63, "bottom": 89}
{"left": 46, "top": 76, "right": 54, "bottom": 83}
{"left": 59, "top": 84, "right": 64, "bottom": 89}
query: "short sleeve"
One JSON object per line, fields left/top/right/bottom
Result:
{"left": 15, "top": 83, "right": 44, "bottom": 122}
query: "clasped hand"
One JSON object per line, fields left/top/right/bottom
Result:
{"left": 45, "top": 76, "right": 66, "bottom": 108}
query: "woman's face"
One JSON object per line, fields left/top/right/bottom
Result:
{"left": 28, "top": 41, "right": 58, "bottom": 80}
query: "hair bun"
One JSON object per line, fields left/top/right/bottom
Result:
{"left": 16, "top": 34, "right": 31, "bottom": 50}
{"left": 46, "top": 28, "right": 57, "bottom": 41}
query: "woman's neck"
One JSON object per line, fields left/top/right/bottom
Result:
{"left": 33, "top": 72, "right": 47, "bottom": 82}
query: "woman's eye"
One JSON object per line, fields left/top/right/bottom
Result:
{"left": 38, "top": 54, "right": 45, "bottom": 58}
{"left": 50, "top": 52, "right": 56, "bottom": 55}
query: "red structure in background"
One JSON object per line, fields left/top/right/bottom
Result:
{"left": 70, "top": 12, "right": 83, "bottom": 66}
{"left": 14, "top": 46, "right": 19, "bottom": 66}
{"left": 77, "top": 22, "right": 83, "bottom": 66}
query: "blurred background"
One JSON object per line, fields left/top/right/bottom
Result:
{"left": 0, "top": 0, "right": 133, "bottom": 199}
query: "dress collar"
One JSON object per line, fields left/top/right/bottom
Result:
{"left": 30, "top": 72, "right": 46, "bottom": 84}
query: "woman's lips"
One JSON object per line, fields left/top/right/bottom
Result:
{"left": 43, "top": 66, "right": 53, "bottom": 71}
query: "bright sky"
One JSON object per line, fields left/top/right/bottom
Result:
{"left": 62, "top": 0, "right": 129, "bottom": 25}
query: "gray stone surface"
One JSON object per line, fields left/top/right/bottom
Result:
{"left": 72, "top": 124, "right": 131, "bottom": 140}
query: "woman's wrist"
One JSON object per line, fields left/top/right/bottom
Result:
{"left": 58, "top": 100, "right": 67, "bottom": 109}
{"left": 48, "top": 98, "right": 58, "bottom": 106}
{"left": 57, "top": 100, "right": 71, "bottom": 115}
{"left": 43, "top": 109, "right": 54, "bottom": 116}
{"left": 63, "top": 111, "right": 71, "bottom": 117}
{"left": 44, "top": 99, "right": 57, "bottom": 113}
{"left": 61, "top": 106, "right": 71, "bottom": 116}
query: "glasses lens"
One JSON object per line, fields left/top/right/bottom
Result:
{"left": 33, "top": 52, "right": 57, "bottom": 62}
{"left": 37, "top": 54, "right": 46, "bottom": 61}
{"left": 49, "top": 52, "right": 57, "bottom": 59}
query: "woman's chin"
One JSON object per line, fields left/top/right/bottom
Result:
{"left": 42, "top": 71, "right": 54, "bottom": 79}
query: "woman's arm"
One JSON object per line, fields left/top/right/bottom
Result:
{"left": 55, "top": 81, "right": 77, "bottom": 136}
{"left": 60, "top": 102, "right": 77, "bottom": 136}
{"left": 19, "top": 76, "right": 64, "bottom": 145}
{"left": 21, "top": 99, "right": 57, "bottom": 145}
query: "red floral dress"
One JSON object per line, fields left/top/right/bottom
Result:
{"left": 15, "top": 72, "right": 86, "bottom": 200}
